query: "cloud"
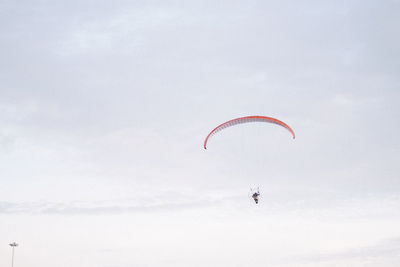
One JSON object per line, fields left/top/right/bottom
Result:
{"left": 0, "top": 192, "right": 225, "bottom": 215}
{"left": 293, "top": 237, "right": 400, "bottom": 266}
{"left": 332, "top": 94, "right": 352, "bottom": 106}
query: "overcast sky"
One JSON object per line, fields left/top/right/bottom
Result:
{"left": 1, "top": 0, "right": 399, "bottom": 266}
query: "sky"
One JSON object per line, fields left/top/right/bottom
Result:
{"left": 0, "top": 0, "right": 399, "bottom": 266}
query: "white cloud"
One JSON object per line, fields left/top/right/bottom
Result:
{"left": 0, "top": 0, "right": 399, "bottom": 266}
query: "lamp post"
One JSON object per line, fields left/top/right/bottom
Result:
{"left": 9, "top": 242, "right": 18, "bottom": 267}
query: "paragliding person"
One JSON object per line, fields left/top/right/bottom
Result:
{"left": 203, "top": 115, "right": 296, "bottom": 205}
{"left": 252, "top": 190, "right": 260, "bottom": 204}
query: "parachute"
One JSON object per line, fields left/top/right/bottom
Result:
{"left": 203, "top": 115, "right": 295, "bottom": 149}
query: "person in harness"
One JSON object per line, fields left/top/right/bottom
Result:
{"left": 252, "top": 190, "right": 260, "bottom": 204}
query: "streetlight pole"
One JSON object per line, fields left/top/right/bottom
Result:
{"left": 9, "top": 242, "right": 18, "bottom": 267}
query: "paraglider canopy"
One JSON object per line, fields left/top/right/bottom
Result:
{"left": 203, "top": 115, "right": 295, "bottom": 149}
